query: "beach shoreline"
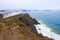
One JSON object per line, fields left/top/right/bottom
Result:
{"left": 34, "top": 20, "right": 60, "bottom": 40}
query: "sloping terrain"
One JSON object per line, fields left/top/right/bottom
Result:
{"left": 0, "top": 13, "right": 53, "bottom": 40}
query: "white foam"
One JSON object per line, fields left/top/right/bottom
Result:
{"left": 34, "top": 20, "right": 60, "bottom": 40}
{"left": 3, "top": 12, "right": 22, "bottom": 18}
{"left": 3, "top": 11, "right": 28, "bottom": 18}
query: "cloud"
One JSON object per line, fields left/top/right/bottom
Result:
{"left": 0, "top": 0, "right": 60, "bottom": 10}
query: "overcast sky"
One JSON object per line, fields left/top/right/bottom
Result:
{"left": 0, "top": 0, "right": 60, "bottom": 10}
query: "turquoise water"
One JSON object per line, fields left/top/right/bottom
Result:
{"left": 28, "top": 10, "right": 60, "bottom": 35}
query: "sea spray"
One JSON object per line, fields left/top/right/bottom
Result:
{"left": 34, "top": 20, "right": 60, "bottom": 40}
{"left": 3, "top": 12, "right": 21, "bottom": 18}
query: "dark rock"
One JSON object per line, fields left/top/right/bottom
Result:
{"left": 0, "top": 14, "right": 3, "bottom": 19}
{"left": 18, "top": 13, "right": 40, "bottom": 33}
{"left": 32, "top": 18, "right": 40, "bottom": 24}
{"left": 36, "top": 33, "right": 43, "bottom": 37}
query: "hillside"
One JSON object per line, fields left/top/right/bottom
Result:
{"left": 0, "top": 13, "right": 53, "bottom": 40}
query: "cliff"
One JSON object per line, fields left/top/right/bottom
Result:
{"left": 0, "top": 13, "right": 53, "bottom": 40}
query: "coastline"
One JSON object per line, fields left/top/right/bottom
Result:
{"left": 2, "top": 11, "right": 60, "bottom": 40}
{"left": 34, "top": 20, "right": 60, "bottom": 40}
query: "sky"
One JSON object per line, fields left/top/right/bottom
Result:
{"left": 0, "top": 0, "right": 60, "bottom": 10}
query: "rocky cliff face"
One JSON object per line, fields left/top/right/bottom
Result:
{"left": 0, "top": 13, "right": 53, "bottom": 40}
{"left": 0, "top": 14, "right": 3, "bottom": 19}
{"left": 18, "top": 13, "right": 40, "bottom": 33}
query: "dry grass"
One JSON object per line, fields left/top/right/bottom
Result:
{"left": 0, "top": 14, "right": 53, "bottom": 40}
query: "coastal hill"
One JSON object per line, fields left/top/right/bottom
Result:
{"left": 0, "top": 13, "right": 53, "bottom": 40}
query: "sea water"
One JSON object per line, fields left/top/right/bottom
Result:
{"left": 35, "top": 20, "right": 60, "bottom": 40}
{"left": 27, "top": 10, "right": 60, "bottom": 40}
{"left": 28, "top": 10, "right": 60, "bottom": 35}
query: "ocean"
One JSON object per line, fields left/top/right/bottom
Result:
{"left": 28, "top": 10, "right": 60, "bottom": 35}
{"left": 27, "top": 10, "right": 60, "bottom": 40}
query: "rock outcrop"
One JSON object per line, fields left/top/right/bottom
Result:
{"left": 18, "top": 13, "right": 40, "bottom": 33}
{"left": 0, "top": 13, "right": 54, "bottom": 40}
{"left": 0, "top": 14, "right": 3, "bottom": 19}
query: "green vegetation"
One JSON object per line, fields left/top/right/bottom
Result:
{"left": 0, "top": 13, "right": 53, "bottom": 40}
{"left": 0, "top": 23, "right": 3, "bottom": 30}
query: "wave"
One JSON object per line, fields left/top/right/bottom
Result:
{"left": 34, "top": 20, "right": 60, "bottom": 40}
{"left": 3, "top": 12, "right": 21, "bottom": 18}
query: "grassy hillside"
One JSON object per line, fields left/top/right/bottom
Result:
{"left": 0, "top": 13, "right": 53, "bottom": 40}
